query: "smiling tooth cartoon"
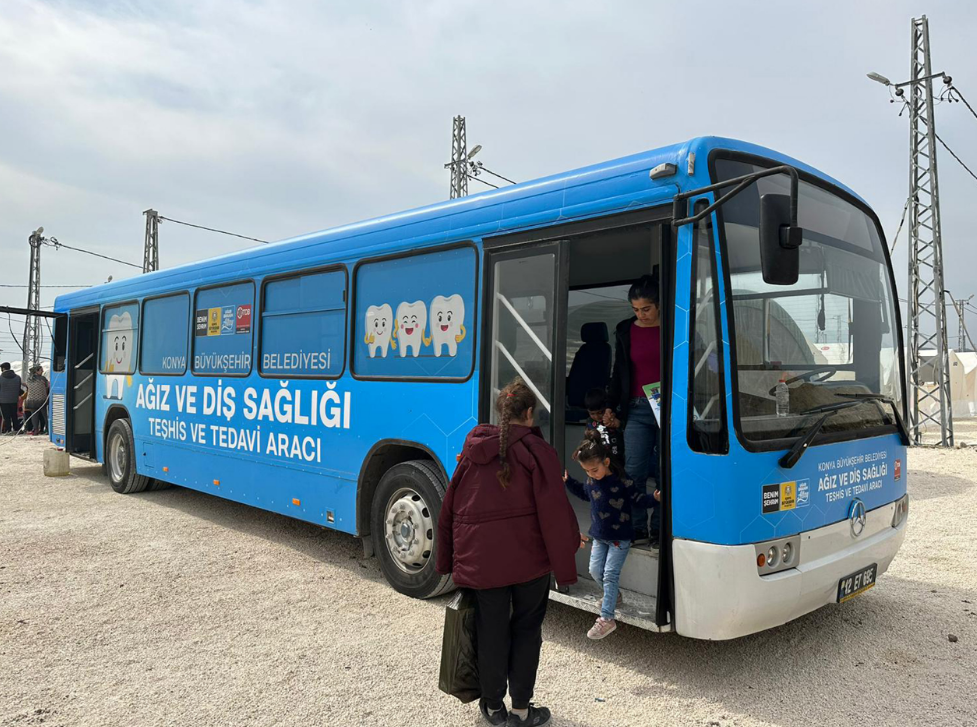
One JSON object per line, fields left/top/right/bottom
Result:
{"left": 430, "top": 294, "right": 466, "bottom": 357}
{"left": 394, "top": 301, "right": 429, "bottom": 358}
{"left": 364, "top": 304, "right": 394, "bottom": 358}
{"left": 104, "top": 311, "right": 134, "bottom": 399}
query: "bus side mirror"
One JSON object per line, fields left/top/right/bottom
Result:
{"left": 759, "top": 194, "right": 802, "bottom": 286}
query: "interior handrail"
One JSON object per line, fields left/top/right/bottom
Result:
{"left": 493, "top": 340, "right": 551, "bottom": 413}
{"left": 495, "top": 293, "right": 552, "bottom": 362}
{"left": 74, "top": 353, "right": 94, "bottom": 370}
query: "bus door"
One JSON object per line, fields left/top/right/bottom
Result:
{"left": 482, "top": 241, "right": 567, "bottom": 448}
{"left": 66, "top": 308, "right": 99, "bottom": 458}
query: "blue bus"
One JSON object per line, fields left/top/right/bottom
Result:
{"left": 48, "top": 136, "right": 908, "bottom": 639}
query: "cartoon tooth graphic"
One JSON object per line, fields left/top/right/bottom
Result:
{"left": 393, "top": 301, "right": 430, "bottom": 358}
{"left": 104, "top": 311, "right": 134, "bottom": 400}
{"left": 364, "top": 303, "right": 394, "bottom": 358}
{"left": 430, "top": 294, "right": 466, "bottom": 357}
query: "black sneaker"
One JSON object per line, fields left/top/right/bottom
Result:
{"left": 480, "top": 699, "right": 508, "bottom": 726}
{"left": 507, "top": 705, "right": 551, "bottom": 726}
{"left": 650, "top": 535, "right": 660, "bottom": 550}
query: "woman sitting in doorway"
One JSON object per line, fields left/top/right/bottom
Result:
{"left": 605, "top": 274, "right": 662, "bottom": 547}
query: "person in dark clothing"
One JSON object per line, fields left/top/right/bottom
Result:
{"left": 583, "top": 388, "right": 624, "bottom": 468}
{"left": 0, "top": 362, "right": 25, "bottom": 434}
{"left": 605, "top": 275, "right": 662, "bottom": 545}
{"left": 437, "top": 378, "right": 580, "bottom": 727}
{"left": 24, "top": 364, "right": 50, "bottom": 435}
{"left": 564, "top": 431, "right": 657, "bottom": 639}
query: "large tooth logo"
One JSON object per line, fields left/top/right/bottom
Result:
{"left": 104, "top": 311, "right": 134, "bottom": 400}
{"left": 393, "top": 301, "right": 429, "bottom": 358}
{"left": 430, "top": 294, "right": 466, "bottom": 357}
{"left": 364, "top": 303, "right": 394, "bottom": 358}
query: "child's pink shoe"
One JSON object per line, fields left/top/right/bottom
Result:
{"left": 587, "top": 617, "right": 617, "bottom": 640}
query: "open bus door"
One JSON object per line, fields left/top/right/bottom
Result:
{"left": 483, "top": 211, "right": 673, "bottom": 633}
{"left": 66, "top": 308, "right": 99, "bottom": 459}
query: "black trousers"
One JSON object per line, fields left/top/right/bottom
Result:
{"left": 474, "top": 574, "right": 550, "bottom": 710}
{"left": 0, "top": 402, "right": 19, "bottom": 433}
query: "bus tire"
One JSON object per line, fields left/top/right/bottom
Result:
{"left": 371, "top": 459, "right": 454, "bottom": 600}
{"left": 105, "top": 419, "right": 150, "bottom": 495}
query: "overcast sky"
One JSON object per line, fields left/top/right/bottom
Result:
{"left": 2, "top": 0, "right": 976, "bottom": 360}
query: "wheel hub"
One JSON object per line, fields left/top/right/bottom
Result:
{"left": 384, "top": 489, "right": 435, "bottom": 573}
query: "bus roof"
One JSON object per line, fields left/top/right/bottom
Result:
{"left": 55, "top": 136, "right": 863, "bottom": 311}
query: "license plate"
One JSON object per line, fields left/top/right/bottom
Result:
{"left": 837, "top": 563, "right": 878, "bottom": 603}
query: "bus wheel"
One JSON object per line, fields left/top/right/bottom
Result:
{"left": 371, "top": 460, "right": 453, "bottom": 600}
{"left": 105, "top": 419, "right": 150, "bottom": 495}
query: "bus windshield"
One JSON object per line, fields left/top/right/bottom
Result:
{"left": 714, "top": 157, "right": 903, "bottom": 444}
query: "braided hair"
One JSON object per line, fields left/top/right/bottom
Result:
{"left": 573, "top": 428, "right": 625, "bottom": 479}
{"left": 495, "top": 378, "right": 537, "bottom": 488}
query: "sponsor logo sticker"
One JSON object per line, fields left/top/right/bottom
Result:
{"left": 236, "top": 304, "right": 252, "bottom": 334}
{"left": 763, "top": 479, "right": 810, "bottom": 514}
{"left": 894, "top": 459, "right": 901, "bottom": 481}
{"left": 207, "top": 307, "right": 222, "bottom": 336}
{"left": 762, "top": 484, "right": 780, "bottom": 514}
{"left": 194, "top": 309, "right": 209, "bottom": 337}
{"left": 780, "top": 481, "right": 797, "bottom": 511}
{"left": 220, "top": 306, "right": 235, "bottom": 335}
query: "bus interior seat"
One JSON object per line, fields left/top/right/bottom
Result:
{"left": 565, "top": 322, "right": 611, "bottom": 422}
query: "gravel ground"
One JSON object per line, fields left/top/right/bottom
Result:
{"left": 1, "top": 435, "right": 975, "bottom": 727}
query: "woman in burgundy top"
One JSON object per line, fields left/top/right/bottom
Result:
{"left": 605, "top": 274, "right": 662, "bottom": 545}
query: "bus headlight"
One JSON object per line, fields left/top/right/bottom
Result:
{"left": 891, "top": 494, "right": 909, "bottom": 528}
{"left": 755, "top": 535, "right": 800, "bottom": 575}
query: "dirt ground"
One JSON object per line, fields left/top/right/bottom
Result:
{"left": 1, "top": 435, "right": 975, "bottom": 727}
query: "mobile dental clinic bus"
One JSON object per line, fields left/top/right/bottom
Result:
{"left": 48, "top": 136, "right": 908, "bottom": 639}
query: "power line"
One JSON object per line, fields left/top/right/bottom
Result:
{"left": 467, "top": 174, "right": 499, "bottom": 190}
{"left": 946, "top": 84, "right": 977, "bottom": 124}
{"left": 41, "top": 238, "right": 141, "bottom": 269}
{"left": 0, "top": 284, "right": 93, "bottom": 288}
{"left": 933, "top": 131, "right": 977, "bottom": 184}
{"left": 158, "top": 216, "right": 269, "bottom": 245}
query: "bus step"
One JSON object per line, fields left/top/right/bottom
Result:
{"left": 549, "top": 580, "right": 670, "bottom": 633}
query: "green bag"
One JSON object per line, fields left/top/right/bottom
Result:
{"left": 438, "top": 588, "right": 480, "bottom": 703}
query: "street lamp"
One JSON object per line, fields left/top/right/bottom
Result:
{"left": 867, "top": 72, "right": 892, "bottom": 86}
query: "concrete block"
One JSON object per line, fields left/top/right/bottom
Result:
{"left": 43, "top": 449, "right": 70, "bottom": 477}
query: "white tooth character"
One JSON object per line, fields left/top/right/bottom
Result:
{"left": 364, "top": 304, "right": 394, "bottom": 358}
{"left": 394, "top": 301, "right": 429, "bottom": 358}
{"left": 429, "top": 294, "right": 466, "bottom": 357}
{"left": 104, "top": 311, "right": 134, "bottom": 400}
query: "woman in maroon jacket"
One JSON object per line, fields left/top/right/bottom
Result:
{"left": 437, "top": 378, "right": 580, "bottom": 727}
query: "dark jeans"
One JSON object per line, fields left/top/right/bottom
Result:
{"left": 624, "top": 398, "right": 660, "bottom": 536}
{"left": 0, "top": 402, "right": 19, "bottom": 433}
{"left": 474, "top": 574, "right": 550, "bottom": 710}
{"left": 25, "top": 405, "right": 46, "bottom": 434}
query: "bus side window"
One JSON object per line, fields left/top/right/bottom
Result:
{"left": 352, "top": 245, "right": 477, "bottom": 380}
{"left": 689, "top": 213, "right": 728, "bottom": 454}
{"left": 100, "top": 302, "right": 139, "bottom": 375}
{"left": 141, "top": 294, "right": 190, "bottom": 375}
{"left": 192, "top": 282, "right": 254, "bottom": 376}
{"left": 53, "top": 315, "right": 67, "bottom": 372}
{"left": 260, "top": 269, "right": 346, "bottom": 378}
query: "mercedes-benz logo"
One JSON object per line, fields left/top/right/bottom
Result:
{"left": 849, "top": 498, "right": 867, "bottom": 538}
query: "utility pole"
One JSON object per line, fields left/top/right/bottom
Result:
{"left": 446, "top": 116, "right": 468, "bottom": 199}
{"left": 143, "top": 208, "right": 159, "bottom": 273}
{"left": 21, "top": 228, "right": 43, "bottom": 378}
{"left": 948, "top": 292, "right": 975, "bottom": 352}
{"left": 870, "top": 15, "right": 953, "bottom": 445}
{"left": 906, "top": 16, "right": 952, "bottom": 445}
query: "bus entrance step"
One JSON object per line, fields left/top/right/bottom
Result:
{"left": 549, "top": 580, "right": 669, "bottom": 633}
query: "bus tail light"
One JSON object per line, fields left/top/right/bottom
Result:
{"left": 755, "top": 535, "right": 800, "bottom": 576}
{"left": 892, "top": 494, "right": 909, "bottom": 528}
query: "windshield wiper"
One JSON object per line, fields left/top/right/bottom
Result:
{"left": 834, "top": 393, "right": 911, "bottom": 446}
{"left": 779, "top": 401, "right": 864, "bottom": 469}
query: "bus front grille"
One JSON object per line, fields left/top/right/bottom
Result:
{"left": 51, "top": 394, "right": 65, "bottom": 436}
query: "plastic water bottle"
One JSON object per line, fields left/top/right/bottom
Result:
{"left": 775, "top": 377, "right": 790, "bottom": 418}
